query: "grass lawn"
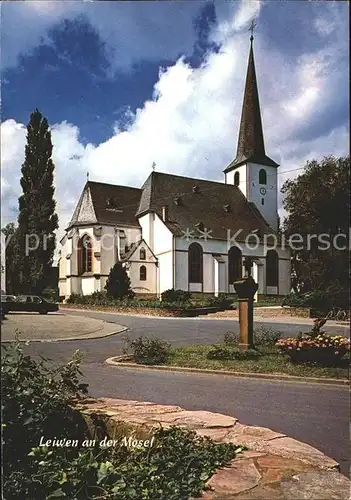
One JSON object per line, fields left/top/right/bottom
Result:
{"left": 166, "top": 345, "right": 349, "bottom": 379}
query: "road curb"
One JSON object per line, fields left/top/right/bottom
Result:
{"left": 60, "top": 307, "right": 350, "bottom": 327}
{"left": 105, "top": 357, "right": 349, "bottom": 386}
{"left": 1, "top": 324, "right": 128, "bottom": 343}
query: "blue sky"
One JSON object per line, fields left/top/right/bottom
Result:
{"left": 1, "top": 0, "right": 349, "bottom": 237}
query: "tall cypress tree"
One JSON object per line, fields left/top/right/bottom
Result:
{"left": 17, "top": 109, "right": 59, "bottom": 294}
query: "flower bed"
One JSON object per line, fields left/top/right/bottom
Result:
{"left": 276, "top": 334, "right": 350, "bottom": 365}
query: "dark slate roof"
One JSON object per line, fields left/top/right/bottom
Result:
{"left": 120, "top": 240, "right": 140, "bottom": 261}
{"left": 224, "top": 41, "right": 279, "bottom": 173}
{"left": 136, "top": 171, "right": 274, "bottom": 240}
{"left": 88, "top": 181, "right": 141, "bottom": 226}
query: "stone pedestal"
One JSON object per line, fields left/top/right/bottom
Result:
{"left": 234, "top": 275, "right": 258, "bottom": 350}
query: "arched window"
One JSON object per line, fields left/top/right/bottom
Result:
{"left": 259, "top": 169, "right": 267, "bottom": 185}
{"left": 266, "top": 250, "right": 279, "bottom": 287}
{"left": 140, "top": 265, "right": 147, "bottom": 281}
{"left": 234, "top": 171, "right": 240, "bottom": 186}
{"left": 188, "top": 243, "right": 203, "bottom": 283}
{"left": 228, "top": 246, "right": 242, "bottom": 283}
{"left": 140, "top": 248, "right": 146, "bottom": 260}
{"left": 78, "top": 235, "right": 92, "bottom": 275}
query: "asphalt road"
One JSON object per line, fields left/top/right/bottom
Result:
{"left": 61, "top": 308, "right": 348, "bottom": 346}
{"left": 20, "top": 309, "right": 350, "bottom": 477}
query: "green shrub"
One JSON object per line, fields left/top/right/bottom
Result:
{"left": 124, "top": 335, "right": 171, "bottom": 364}
{"left": 3, "top": 340, "right": 244, "bottom": 499}
{"left": 207, "top": 346, "right": 262, "bottom": 360}
{"left": 161, "top": 288, "right": 191, "bottom": 303}
{"left": 202, "top": 294, "right": 234, "bottom": 309}
{"left": 223, "top": 331, "right": 238, "bottom": 346}
{"left": 10, "top": 426, "right": 242, "bottom": 500}
{"left": 105, "top": 262, "right": 135, "bottom": 299}
{"left": 223, "top": 327, "right": 281, "bottom": 347}
{"left": 253, "top": 326, "right": 282, "bottom": 346}
{"left": 282, "top": 289, "right": 349, "bottom": 311}
{"left": 66, "top": 293, "right": 87, "bottom": 304}
{"left": 65, "top": 293, "right": 195, "bottom": 310}
{"left": 2, "top": 339, "right": 89, "bottom": 490}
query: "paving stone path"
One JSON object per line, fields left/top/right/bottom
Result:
{"left": 75, "top": 397, "right": 350, "bottom": 499}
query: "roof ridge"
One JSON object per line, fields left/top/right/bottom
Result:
{"left": 148, "top": 171, "right": 243, "bottom": 188}
{"left": 88, "top": 180, "right": 141, "bottom": 191}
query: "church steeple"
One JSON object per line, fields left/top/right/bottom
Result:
{"left": 224, "top": 30, "right": 279, "bottom": 173}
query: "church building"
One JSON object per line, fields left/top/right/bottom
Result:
{"left": 59, "top": 35, "right": 291, "bottom": 300}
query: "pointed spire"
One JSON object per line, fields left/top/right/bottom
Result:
{"left": 224, "top": 31, "right": 278, "bottom": 173}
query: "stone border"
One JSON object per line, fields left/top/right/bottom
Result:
{"left": 105, "top": 356, "right": 349, "bottom": 386}
{"left": 1, "top": 323, "right": 128, "bottom": 343}
{"left": 74, "top": 397, "right": 350, "bottom": 499}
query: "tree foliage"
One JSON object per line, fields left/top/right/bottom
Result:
{"left": 18, "top": 109, "right": 59, "bottom": 293}
{"left": 282, "top": 156, "right": 349, "bottom": 300}
{"left": 105, "top": 262, "right": 134, "bottom": 299}
{"left": 6, "top": 110, "right": 59, "bottom": 294}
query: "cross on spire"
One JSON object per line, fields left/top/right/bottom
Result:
{"left": 249, "top": 19, "right": 257, "bottom": 42}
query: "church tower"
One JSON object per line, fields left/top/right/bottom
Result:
{"left": 224, "top": 28, "right": 279, "bottom": 231}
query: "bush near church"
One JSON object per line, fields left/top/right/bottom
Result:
{"left": 161, "top": 288, "right": 191, "bottom": 303}
{"left": 123, "top": 335, "right": 172, "bottom": 365}
{"left": 282, "top": 288, "right": 349, "bottom": 316}
{"left": 105, "top": 262, "right": 135, "bottom": 299}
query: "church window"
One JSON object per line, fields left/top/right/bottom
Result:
{"left": 259, "top": 169, "right": 267, "bottom": 185}
{"left": 234, "top": 172, "right": 240, "bottom": 186}
{"left": 78, "top": 235, "right": 92, "bottom": 275}
{"left": 228, "top": 246, "right": 242, "bottom": 283}
{"left": 266, "top": 250, "right": 279, "bottom": 287}
{"left": 140, "top": 248, "right": 146, "bottom": 260}
{"left": 261, "top": 198, "right": 264, "bottom": 205}
{"left": 140, "top": 265, "right": 147, "bottom": 281}
{"left": 188, "top": 243, "right": 203, "bottom": 283}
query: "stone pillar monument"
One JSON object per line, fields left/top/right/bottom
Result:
{"left": 233, "top": 257, "right": 258, "bottom": 350}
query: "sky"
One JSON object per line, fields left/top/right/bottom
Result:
{"left": 1, "top": 0, "right": 349, "bottom": 249}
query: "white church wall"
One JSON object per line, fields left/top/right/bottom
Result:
{"left": 138, "top": 214, "right": 154, "bottom": 249}
{"left": 247, "top": 162, "right": 278, "bottom": 231}
{"left": 174, "top": 251, "right": 188, "bottom": 290}
{"left": 158, "top": 252, "right": 173, "bottom": 293}
{"left": 203, "top": 253, "right": 214, "bottom": 293}
{"left": 58, "top": 280, "right": 66, "bottom": 298}
{"left": 100, "top": 226, "right": 115, "bottom": 276}
{"left": 151, "top": 214, "right": 173, "bottom": 293}
{"left": 225, "top": 165, "right": 248, "bottom": 196}
{"left": 128, "top": 262, "right": 157, "bottom": 294}
{"left": 279, "top": 259, "right": 291, "bottom": 295}
{"left": 81, "top": 276, "right": 95, "bottom": 295}
{"left": 153, "top": 214, "right": 173, "bottom": 255}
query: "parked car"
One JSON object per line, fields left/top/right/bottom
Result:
{"left": 2, "top": 295, "right": 59, "bottom": 314}
{"left": 1, "top": 294, "right": 17, "bottom": 317}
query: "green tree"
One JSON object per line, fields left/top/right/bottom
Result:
{"left": 1, "top": 223, "right": 22, "bottom": 294}
{"left": 282, "top": 155, "right": 349, "bottom": 301}
{"left": 105, "top": 262, "right": 134, "bottom": 299}
{"left": 16, "top": 109, "right": 59, "bottom": 294}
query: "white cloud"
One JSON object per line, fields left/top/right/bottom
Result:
{"left": 232, "top": 0, "right": 261, "bottom": 31}
{"left": 1, "top": 1, "right": 201, "bottom": 72}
